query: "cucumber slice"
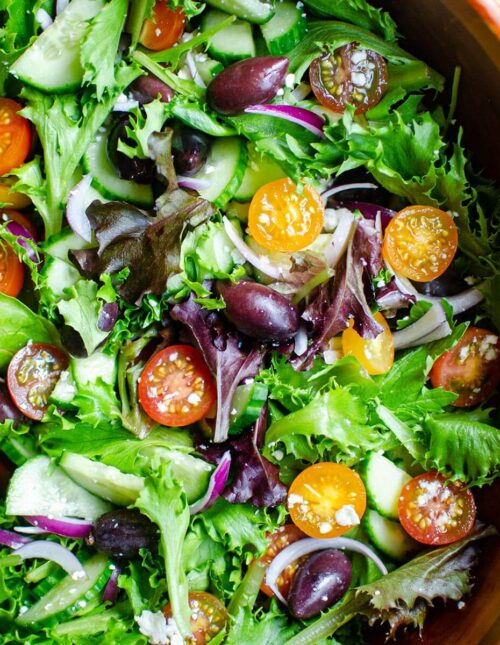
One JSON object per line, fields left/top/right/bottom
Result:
{"left": 260, "top": 0, "right": 307, "bottom": 55}
{"left": 60, "top": 453, "right": 144, "bottom": 506}
{"left": 360, "top": 453, "right": 412, "bottom": 520}
{"left": 234, "top": 144, "right": 286, "bottom": 202}
{"left": 363, "top": 509, "right": 418, "bottom": 561}
{"left": 71, "top": 351, "right": 117, "bottom": 387}
{"left": 49, "top": 370, "right": 77, "bottom": 409}
{"left": 191, "top": 137, "right": 247, "bottom": 207}
{"left": 1, "top": 436, "right": 37, "bottom": 466}
{"left": 17, "top": 554, "right": 111, "bottom": 626}
{"left": 83, "top": 126, "right": 154, "bottom": 208}
{"left": 194, "top": 55, "right": 224, "bottom": 85}
{"left": 202, "top": 9, "right": 256, "bottom": 66}
{"left": 41, "top": 257, "right": 81, "bottom": 297}
{"left": 205, "top": 0, "right": 275, "bottom": 24}
{"left": 11, "top": 0, "right": 105, "bottom": 93}
{"left": 32, "top": 568, "right": 67, "bottom": 600}
{"left": 6, "top": 456, "right": 112, "bottom": 520}
{"left": 42, "top": 227, "right": 94, "bottom": 262}
{"left": 229, "top": 382, "right": 268, "bottom": 433}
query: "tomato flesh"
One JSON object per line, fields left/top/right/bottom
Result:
{"left": 398, "top": 472, "right": 476, "bottom": 546}
{"left": 342, "top": 312, "right": 394, "bottom": 375}
{"left": 288, "top": 463, "right": 366, "bottom": 539}
{"left": 138, "top": 344, "right": 216, "bottom": 427}
{"left": 383, "top": 205, "right": 458, "bottom": 282}
{"left": 309, "top": 43, "right": 387, "bottom": 114}
{"left": 164, "top": 592, "right": 228, "bottom": 644}
{"left": 259, "top": 524, "right": 306, "bottom": 599}
{"left": 0, "top": 99, "right": 32, "bottom": 177}
{"left": 140, "top": 2, "right": 186, "bottom": 51}
{"left": 430, "top": 327, "right": 500, "bottom": 407}
{"left": 248, "top": 178, "right": 325, "bottom": 252}
{"left": 7, "top": 344, "right": 68, "bottom": 421}
{"left": 0, "top": 241, "right": 24, "bottom": 297}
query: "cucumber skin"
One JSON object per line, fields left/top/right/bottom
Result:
{"left": 234, "top": 144, "right": 286, "bottom": 202}
{"left": 205, "top": 0, "right": 276, "bottom": 24}
{"left": 215, "top": 139, "right": 247, "bottom": 207}
{"left": 363, "top": 509, "right": 418, "bottom": 562}
{"left": 260, "top": 1, "right": 307, "bottom": 56}
{"left": 42, "top": 228, "right": 94, "bottom": 262}
{"left": 359, "top": 453, "right": 412, "bottom": 520}
{"left": 202, "top": 10, "right": 256, "bottom": 66}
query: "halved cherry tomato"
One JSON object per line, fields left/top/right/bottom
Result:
{"left": 7, "top": 343, "right": 68, "bottom": 421}
{"left": 259, "top": 524, "right": 306, "bottom": 599}
{"left": 0, "top": 179, "right": 31, "bottom": 208}
{"left": 0, "top": 99, "right": 32, "bottom": 177}
{"left": 1, "top": 208, "right": 37, "bottom": 238}
{"left": 138, "top": 344, "right": 216, "bottom": 427}
{"left": 164, "top": 592, "right": 229, "bottom": 644}
{"left": 430, "top": 327, "right": 500, "bottom": 407}
{"left": 309, "top": 43, "right": 387, "bottom": 115}
{"left": 288, "top": 463, "right": 366, "bottom": 539}
{"left": 342, "top": 312, "right": 394, "bottom": 375}
{"left": 383, "top": 205, "right": 458, "bottom": 282}
{"left": 0, "top": 241, "right": 23, "bottom": 297}
{"left": 248, "top": 178, "right": 324, "bottom": 252}
{"left": 398, "top": 472, "right": 476, "bottom": 546}
{"left": 140, "top": 1, "right": 186, "bottom": 51}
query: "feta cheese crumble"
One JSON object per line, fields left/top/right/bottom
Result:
{"left": 135, "top": 611, "right": 184, "bottom": 645}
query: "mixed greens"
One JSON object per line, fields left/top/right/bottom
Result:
{"left": 0, "top": 0, "right": 499, "bottom": 643}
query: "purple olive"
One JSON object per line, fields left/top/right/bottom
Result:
{"left": 0, "top": 383, "right": 26, "bottom": 426}
{"left": 216, "top": 280, "right": 299, "bottom": 341}
{"left": 288, "top": 549, "right": 352, "bottom": 619}
{"left": 130, "top": 74, "right": 174, "bottom": 104}
{"left": 108, "top": 116, "right": 155, "bottom": 184}
{"left": 172, "top": 127, "right": 210, "bottom": 176}
{"left": 207, "top": 56, "right": 289, "bottom": 116}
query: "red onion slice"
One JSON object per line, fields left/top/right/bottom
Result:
{"left": 25, "top": 516, "right": 93, "bottom": 539}
{"left": 342, "top": 201, "right": 395, "bottom": 230}
{"left": 266, "top": 536, "right": 388, "bottom": 604}
{"left": 177, "top": 176, "right": 211, "bottom": 192}
{"left": 5, "top": 221, "right": 38, "bottom": 261}
{"left": 245, "top": 104, "right": 325, "bottom": 138}
{"left": 321, "top": 183, "right": 378, "bottom": 203}
{"left": 66, "top": 174, "right": 94, "bottom": 242}
{"left": 0, "top": 528, "right": 33, "bottom": 550}
{"left": 14, "top": 540, "right": 87, "bottom": 579}
{"left": 102, "top": 564, "right": 121, "bottom": 604}
{"left": 14, "top": 526, "right": 49, "bottom": 535}
{"left": 189, "top": 451, "right": 231, "bottom": 515}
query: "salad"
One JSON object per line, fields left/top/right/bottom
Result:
{"left": 0, "top": 0, "right": 499, "bottom": 643}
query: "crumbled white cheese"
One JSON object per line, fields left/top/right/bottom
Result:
{"left": 288, "top": 493, "right": 305, "bottom": 506}
{"left": 319, "top": 522, "right": 332, "bottom": 534}
{"left": 135, "top": 611, "right": 184, "bottom": 645}
{"left": 335, "top": 504, "right": 360, "bottom": 526}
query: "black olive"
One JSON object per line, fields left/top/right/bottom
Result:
{"left": 91, "top": 509, "right": 158, "bottom": 559}
{"left": 107, "top": 116, "right": 155, "bottom": 184}
{"left": 172, "top": 126, "right": 210, "bottom": 177}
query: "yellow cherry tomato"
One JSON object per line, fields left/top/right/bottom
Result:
{"left": 342, "top": 312, "right": 394, "bottom": 375}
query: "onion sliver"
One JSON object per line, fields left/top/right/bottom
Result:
{"left": 66, "top": 174, "right": 93, "bottom": 242}
{"left": 15, "top": 541, "right": 87, "bottom": 579}
{"left": 396, "top": 321, "right": 453, "bottom": 350}
{"left": 245, "top": 104, "right": 325, "bottom": 138}
{"left": 190, "top": 451, "right": 231, "bottom": 515}
{"left": 5, "top": 220, "right": 38, "bottom": 261}
{"left": 185, "top": 51, "right": 206, "bottom": 89}
{"left": 266, "top": 536, "right": 388, "bottom": 604}
{"left": 25, "top": 516, "right": 93, "bottom": 539}
{"left": 394, "top": 274, "right": 484, "bottom": 315}
{"left": 0, "top": 528, "right": 32, "bottom": 550}
{"left": 102, "top": 564, "right": 121, "bottom": 604}
{"left": 392, "top": 304, "right": 447, "bottom": 350}
{"left": 35, "top": 8, "right": 52, "bottom": 29}
{"left": 14, "top": 526, "right": 48, "bottom": 535}
{"left": 293, "top": 325, "right": 308, "bottom": 357}
{"left": 56, "top": 0, "right": 69, "bottom": 13}
{"left": 321, "top": 183, "right": 378, "bottom": 203}
{"left": 324, "top": 210, "right": 356, "bottom": 268}
{"left": 177, "top": 176, "right": 210, "bottom": 192}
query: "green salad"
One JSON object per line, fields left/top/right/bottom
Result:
{"left": 0, "top": 0, "right": 499, "bottom": 643}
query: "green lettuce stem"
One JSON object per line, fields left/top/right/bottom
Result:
{"left": 227, "top": 559, "right": 266, "bottom": 616}
{"left": 387, "top": 61, "right": 444, "bottom": 92}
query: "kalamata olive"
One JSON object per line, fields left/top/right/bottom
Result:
{"left": 92, "top": 509, "right": 158, "bottom": 559}
{"left": 107, "top": 116, "right": 155, "bottom": 184}
{"left": 97, "top": 302, "right": 119, "bottom": 332}
{"left": 130, "top": 74, "right": 174, "bottom": 104}
{"left": 0, "top": 382, "right": 26, "bottom": 426}
{"left": 172, "top": 127, "right": 210, "bottom": 176}
{"left": 414, "top": 265, "right": 468, "bottom": 297}
{"left": 216, "top": 280, "right": 299, "bottom": 341}
{"left": 207, "top": 56, "right": 289, "bottom": 116}
{"left": 60, "top": 324, "right": 88, "bottom": 358}
{"left": 288, "top": 549, "right": 352, "bottom": 619}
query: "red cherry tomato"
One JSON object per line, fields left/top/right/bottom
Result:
{"left": 398, "top": 472, "right": 476, "bottom": 546}
{"left": 309, "top": 43, "right": 387, "bottom": 114}
{"left": 138, "top": 344, "right": 216, "bottom": 427}
{"left": 259, "top": 524, "right": 306, "bottom": 599}
{"left": 0, "top": 99, "right": 32, "bottom": 177}
{"left": 163, "top": 592, "right": 228, "bottom": 644}
{"left": 140, "top": 1, "right": 186, "bottom": 51}
{"left": 430, "top": 327, "right": 500, "bottom": 407}
{"left": 7, "top": 343, "right": 68, "bottom": 421}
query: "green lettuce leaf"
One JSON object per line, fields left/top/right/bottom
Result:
{"left": 118, "top": 99, "right": 171, "bottom": 160}
{"left": 227, "top": 604, "right": 297, "bottom": 645}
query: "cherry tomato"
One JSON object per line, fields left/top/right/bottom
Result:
{"left": 140, "top": 1, "right": 186, "bottom": 51}
{"left": 383, "top": 205, "right": 458, "bottom": 282}
{"left": 7, "top": 343, "right": 68, "bottom": 421}
{"left": 0, "top": 99, "right": 32, "bottom": 177}
{"left": 288, "top": 463, "right": 366, "bottom": 539}
{"left": 248, "top": 178, "right": 325, "bottom": 252}
{"left": 309, "top": 43, "right": 387, "bottom": 115}
{"left": 398, "top": 472, "right": 476, "bottom": 546}
{"left": 0, "top": 241, "right": 23, "bottom": 297}
{"left": 164, "top": 592, "right": 229, "bottom": 644}
{"left": 0, "top": 179, "right": 31, "bottom": 208}
{"left": 1, "top": 208, "right": 37, "bottom": 238}
{"left": 430, "top": 327, "right": 500, "bottom": 407}
{"left": 342, "top": 312, "right": 394, "bottom": 375}
{"left": 259, "top": 524, "right": 306, "bottom": 599}
{"left": 138, "top": 344, "right": 216, "bottom": 427}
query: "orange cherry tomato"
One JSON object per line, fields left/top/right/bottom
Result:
{"left": 1, "top": 208, "right": 37, "bottom": 238}
{"left": 0, "top": 179, "right": 31, "bottom": 208}
{"left": 0, "top": 99, "right": 32, "bottom": 177}
{"left": 287, "top": 462, "right": 366, "bottom": 539}
{"left": 7, "top": 343, "right": 68, "bottom": 421}
{"left": 398, "top": 472, "right": 476, "bottom": 546}
{"left": 259, "top": 524, "right": 306, "bottom": 599}
{"left": 430, "top": 327, "right": 500, "bottom": 407}
{"left": 139, "top": 1, "right": 186, "bottom": 51}
{"left": 248, "top": 178, "right": 325, "bottom": 253}
{"left": 0, "top": 241, "right": 23, "bottom": 297}
{"left": 138, "top": 344, "right": 216, "bottom": 427}
{"left": 342, "top": 312, "right": 394, "bottom": 375}
{"left": 164, "top": 592, "right": 229, "bottom": 644}
{"left": 383, "top": 205, "right": 458, "bottom": 282}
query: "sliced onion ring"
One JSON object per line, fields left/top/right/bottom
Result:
{"left": 394, "top": 274, "right": 485, "bottom": 315}
{"left": 25, "top": 516, "right": 93, "bottom": 539}
{"left": 14, "top": 540, "right": 87, "bottom": 579}
{"left": 392, "top": 303, "right": 447, "bottom": 350}
{"left": 266, "top": 536, "right": 388, "bottom": 604}
{"left": 14, "top": 526, "right": 48, "bottom": 535}
{"left": 0, "top": 528, "right": 33, "bottom": 550}
{"left": 321, "top": 183, "right": 378, "bottom": 203}
{"left": 189, "top": 451, "right": 231, "bottom": 515}
{"left": 324, "top": 210, "right": 356, "bottom": 268}
{"left": 66, "top": 174, "right": 94, "bottom": 242}
{"left": 178, "top": 176, "right": 211, "bottom": 192}
{"left": 245, "top": 104, "right": 325, "bottom": 138}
